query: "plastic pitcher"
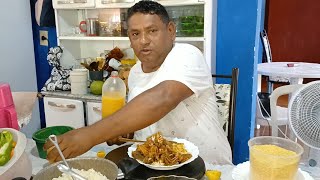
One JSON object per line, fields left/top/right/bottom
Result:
{"left": 0, "top": 83, "right": 19, "bottom": 130}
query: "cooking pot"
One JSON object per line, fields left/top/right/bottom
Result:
{"left": 33, "top": 157, "right": 118, "bottom": 180}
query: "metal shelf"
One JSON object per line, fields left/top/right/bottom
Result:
{"left": 58, "top": 36, "right": 205, "bottom": 41}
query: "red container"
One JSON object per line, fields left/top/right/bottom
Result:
{"left": 0, "top": 83, "right": 19, "bottom": 130}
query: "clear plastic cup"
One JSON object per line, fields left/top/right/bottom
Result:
{"left": 248, "top": 136, "right": 304, "bottom": 180}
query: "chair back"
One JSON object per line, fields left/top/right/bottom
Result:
{"left": 260, "top": 30, "right": 290, "bottom": 93}
{"left": 257, "top": 92, "right": 271, "bottom": 119}
{"left": 261, "top": 29, "right": 272, "bottom": 63}
{"left": 269, "top": 84, "right": 304, "bottom": 136}
{"left": 212, "top": 68, "right": 239, "bottom": 152}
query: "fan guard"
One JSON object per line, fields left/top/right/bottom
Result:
{"left": 289, "top": 81, "right": 320, "bottom": 149}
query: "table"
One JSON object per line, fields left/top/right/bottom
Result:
{"left": 25, "top": 138, "right": 319, "bottom": 180}
{"left": 257, "top": 62, "right": 320, "bottom": 92}
{"left": 26, "top": 139, "right": 234, "bottom": 179}
{"left": 257, "top": 62, "right": 320, "bottom": 136}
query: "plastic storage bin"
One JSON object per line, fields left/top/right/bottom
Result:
{"left": 248, "top": 136, "right": 304, "bottom": 180}
{"left": 0, "top": 128, "right": 32, "bottom": 179}
{"left": 70, "top": 69, "right": 88, "bottom": 95}
{"left": 32, "top": 126, "right": 74, "bottom": 159}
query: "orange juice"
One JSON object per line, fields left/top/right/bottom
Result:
{"left": 101, "top": 71, "right": 127, "bottom": 118}
{"left": 101, "top": 95, "right": 125, "bottom": 118}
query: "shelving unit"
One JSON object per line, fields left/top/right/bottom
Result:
{"left": 46, "top": 0, "right": 215, "bottom": 129}
{"left": 53, "top": 0, "right": 213, "bottom": 69}
{"left": 58, "top": 36, "right": 205, "bottom": 41}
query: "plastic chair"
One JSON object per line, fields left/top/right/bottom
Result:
{"left": 260, "top": 30, "right": 290, "bottom": 93}
{"left": 269, "top": 84, "right": 304, "bottom": 137}
{"left": 212, "top": 68, "right": 239, "bottom": 153}
{"left": 256, "top": 92, "right": 288, "bottom": 135}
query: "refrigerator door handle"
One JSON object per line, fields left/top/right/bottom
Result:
{"left": 93, "top": 107, "right": 101, "bottom": 114}
{"left": 48, "top": 101, "right": 76, "bottom": 109}
{"left": 101, "top": 0, "right": 134, "bottom": 4}
{"left": 57, "top": 0, "right": 87, "bottom": 4}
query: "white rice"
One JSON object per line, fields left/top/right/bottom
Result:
{"left": 52, "top": 168, "right": 109, "bottom": 180}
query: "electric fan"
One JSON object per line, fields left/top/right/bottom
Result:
{"left": 288, "top": 81, "right": 320, "bottom": 178}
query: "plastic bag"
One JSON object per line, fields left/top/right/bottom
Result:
{"left": 41, "top": 46, "right": 72, "bottom": 91}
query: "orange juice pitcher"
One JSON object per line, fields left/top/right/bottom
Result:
{"left": 101, "top": 71, "right": 126, "bottom": 118}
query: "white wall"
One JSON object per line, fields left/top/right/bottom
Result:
{"left": 0, "top": 0, "right": 41, "bottom": 137}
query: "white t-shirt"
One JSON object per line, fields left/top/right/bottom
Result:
{"left": 128, "top": 43, "right": 232, "bottom": 164}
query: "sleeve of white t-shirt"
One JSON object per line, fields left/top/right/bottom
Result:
{"left": 156, "top": 43, "right": 212, "bottom": 96}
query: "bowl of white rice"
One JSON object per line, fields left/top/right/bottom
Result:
{"left": 33, "top": 157, "right": 118, "bottom": 180}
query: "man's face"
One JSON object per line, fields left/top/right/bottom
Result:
{"left": 127, "top": 13, "right": 176, "bottom": 70}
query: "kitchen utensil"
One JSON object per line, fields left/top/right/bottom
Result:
{"left": 57, "top": 164, "right": 87, "bottom": 180}
{"left": 89, "top": 71, "right": 103, "bottom": 81}
{"left": 118, "top": 137, "right": 176, "bottom": 144}
{"left": 79, "top": 18, "right": 100, "bottom": 36}
{"left": 80, "top": 62, "right": 92, "bottom": 70}
{"left": 118, "top": 137, "right": 145, "bottom": 143}
{"left": 117, "top": 157, "right": 205, "bottom": 180}
{"left": 49, "top": 135, "right": 86, "bottom": 180}
{"left": 33, "top": 157, "right": 119, "bottom": 180}
{"left": 48, "top": 135, "right": 71, "bottom": 168}
{"left": 89, "top": 61, "right": 99, "bottom": 70}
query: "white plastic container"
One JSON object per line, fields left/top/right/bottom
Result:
{"left": 0, "top": 128, "right": 32, "bottom": 179}
{"left": 69, "top": 69, "right": 88, "bottom": 94}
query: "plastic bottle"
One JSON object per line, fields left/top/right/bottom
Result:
{"left": 101, "top": 71, "right": 126, "bottom": 118}
{"left": 119, "top": 58, "right": 136, "bottom": 93}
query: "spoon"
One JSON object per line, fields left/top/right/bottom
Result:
{"left": 48, "top": 135, "right": 71, "bottom": 168}
{"left": 118, "top": 137, "right": 176, "bottom": 144}
{"left": 57, "top": 164, "right": 87, "bottom": 180}
{"left": 48, "top": 135, "right": 87, "bottom": 180}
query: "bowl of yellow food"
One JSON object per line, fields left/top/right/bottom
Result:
{"left": 248, "top": 136, "right": 304, "bottom": 180}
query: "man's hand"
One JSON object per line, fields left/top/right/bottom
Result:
{"left": 43, "top": 128, "right": 95, "bottom": 163}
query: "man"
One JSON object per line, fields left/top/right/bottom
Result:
{"left": 44, "top": 0, "right": 232, "bottom": 165}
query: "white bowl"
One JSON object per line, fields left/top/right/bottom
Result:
{"left": 0, "top": 128, "right": 32, "bottom": 179}
{"left": 128, "top": 138, "right": 199, "bottom": 170}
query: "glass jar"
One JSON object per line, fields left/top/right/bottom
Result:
{"left": 118, "top": 59, "right": 136, "bottom": 92}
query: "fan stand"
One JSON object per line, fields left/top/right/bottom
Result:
{"left": 299, "top": 146, "right": 320, "bottom": 178}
